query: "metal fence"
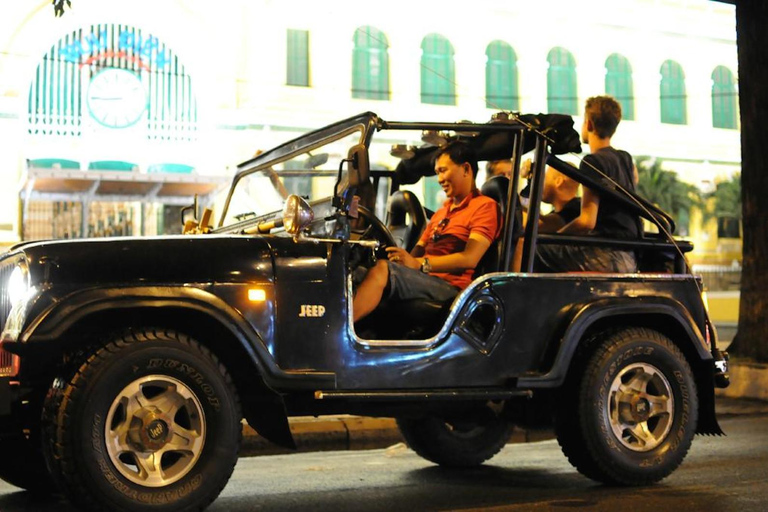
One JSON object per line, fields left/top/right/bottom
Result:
{"left": 692, "top": 265, "right": 741, "bottom": 291}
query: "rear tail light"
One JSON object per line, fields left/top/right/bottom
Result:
{"left": 0, "top": 342, "right": 20, "bottom": 378}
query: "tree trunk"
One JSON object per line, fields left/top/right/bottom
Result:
{"left": 731, "top": 1, "right": 768, "bottom": 362}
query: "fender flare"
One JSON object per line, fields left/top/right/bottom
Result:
{"left": 20, "top": 286, "right": 335, "bottom": 391}
{"left": 517, "top": 296, "right": 711, "bottom": 389}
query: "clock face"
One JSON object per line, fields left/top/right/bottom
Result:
{"left": 87, "top": 68, "right": 147, "bottom": 129}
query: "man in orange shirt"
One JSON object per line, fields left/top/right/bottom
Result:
{"left": 353, "top": 141, "right": 500, "bottom": 322}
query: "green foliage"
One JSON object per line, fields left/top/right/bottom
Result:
{"left": 53, "top": 0, "right": 71, "bottom": 17}
{"left": 635, "top": 156, "right": 700, "bottom": 216}
{"left": 708, "top": 173, "right": 741, "bottom": 220}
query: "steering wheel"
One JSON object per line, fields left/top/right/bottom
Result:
{"left": 356, "top": 206, "right": 397, "bottom": 250}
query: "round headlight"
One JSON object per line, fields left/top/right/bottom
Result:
{"left": 7, "top": 264, "right": 30, "bottom": 304}
{"left": 282, "top": 195, "right": 314, "bottom": 235}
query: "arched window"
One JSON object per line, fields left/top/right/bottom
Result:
{"left": 421, "top": 34, "right": 455, "bottom": 105}
{"left": 660, "top": 60, "right": 687, "bottom": 125}
{"left": 547, "top": 47, "right": 577, "bottom": 115}
{"left": 352, "top": 26, "right": 390, "bottom": 100}
{"left": 712, "top": 65, "right": 737, "bottom": 129}
{"left": 605, "top": 53, "right": 635, "bottom": 121}
{"left": 485, "top": 41, "right": 519, "bottom": 111}
{"left": 28, "top": 24, "right": 197, "bottom": 140}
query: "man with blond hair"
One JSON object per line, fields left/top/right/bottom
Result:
{"left": 536, "top": 95, "right": 640, "bottom": 272}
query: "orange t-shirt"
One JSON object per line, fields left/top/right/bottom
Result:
{"left": 418, "top": 190, "right": 500, "bottom": 289}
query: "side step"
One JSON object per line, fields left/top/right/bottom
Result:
{"left": 315, "top": 389, "right": 533, "bottom": 401}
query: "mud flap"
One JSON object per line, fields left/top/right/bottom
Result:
{"left": 0, "top": 377, "right": 10, "bottom": 417}
{"left": 243, "top": 396, "right": 296, "bottom": 449}
{"left": 696, "top": 366, "right": 725, "bottom": 436}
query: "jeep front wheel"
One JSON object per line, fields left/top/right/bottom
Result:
{"left": 397, "top": 409, "right": 513, "bottom": 467}
{"left": 43, "top": 329, "right": 242, "bottom": 512}
{"left": 556, "top": 328, "right": 698, "bottom": 485}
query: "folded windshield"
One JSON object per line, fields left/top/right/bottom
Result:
{"left": 221, "top": 129, "right": 364, "bottom": 226}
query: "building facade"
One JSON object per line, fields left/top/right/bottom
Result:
{"left": 0, "top": 0, "right": 739, "bottom": 262}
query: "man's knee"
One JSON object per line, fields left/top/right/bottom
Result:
{"left": 366, "top": 259, "right": 390, "bottom": 289}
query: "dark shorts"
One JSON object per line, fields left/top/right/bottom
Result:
{"left": 386, "top": 261, "right": 461, "bottom": 302}
{"left": 536, "top": 245, "right": 637, "bottom": 273}
{"left": 352, "top": 261, "right": 460, "bottom": 303}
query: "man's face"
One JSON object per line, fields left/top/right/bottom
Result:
{"left": 492, "top": 160, "right": 513, "bottom": 178}
{"left": 542, "top": 168, "right": 558, "bottom": 204}
{"left": 435, "top": 153, "right": 471, "bottom": 200}
{"left": 581, "top": 113, "right": 590, "bottom": 144}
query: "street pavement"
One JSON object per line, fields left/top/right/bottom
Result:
{"left": 238, "top": 394, "right": 768, "bottom": 457}
{"left": 2, "top": 412, "right": 766, "bottom": 512}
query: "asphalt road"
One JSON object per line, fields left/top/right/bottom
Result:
{"left": 0, "top": 414, "right": 765, "bottom": 512}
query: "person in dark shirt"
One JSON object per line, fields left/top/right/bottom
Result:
{"left": 540, "top": 167, "right": 581, "bottom": 232}
{"left": 520, "top": 165, "right": 580, "bottom": 232}
{"left": 536, "top": 95, "right": 639, "bottom": 272}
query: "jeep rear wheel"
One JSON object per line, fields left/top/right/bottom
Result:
{"left": 43, "top": 329, "right": 242, "bottom": 512}
{"left": 397, "top": 409, "right": 513, "bottom": 467}
{"left": 556, "top": 328, "right": 698, "bottom": 485}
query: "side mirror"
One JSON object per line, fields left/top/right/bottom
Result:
{"left": 347, "top": 144, "right": 369, "bottom": 188}
{"left": 282, "top": 194, "right": 314, "bottom": 235}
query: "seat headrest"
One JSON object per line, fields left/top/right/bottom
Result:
{"left": 387, "top": 190, "right": 422, "bottom": 225}
{"left": 481, "top": 176, "right": 510, "bottom": 214}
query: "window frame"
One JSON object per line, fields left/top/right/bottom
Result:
{"left": 605, "top": 53, "right": 635, "bottom": 121}
{"left": 485, "top": 40, "right": 519, "bottom": 111}
{"left": 660, "top": 60, "right": 687, "bottom": 125}
{"left": 287, "top": 29, "right": 310, "bottom": 87}
{"left": 547, "top": 47, "right": 578, "bottom": 115}
{"left": 420, "top": 34, "right": 456, "bottom": 106}
{"left": 351, "top": 26, "right": 390, "bottom": 101}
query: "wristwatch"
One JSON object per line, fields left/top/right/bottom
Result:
{"left": 420, "top": 258, "right": 432, "bottom": 274}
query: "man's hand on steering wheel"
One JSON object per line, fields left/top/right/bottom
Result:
{"left": 385, "top": 246, "right": 420, "bottom": 270}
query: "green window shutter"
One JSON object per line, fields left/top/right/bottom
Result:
{"left": 547, "top": 47, "right": 577, "bottom": 115}
{"left": 352, "top": 26, "right": 390, "bottom": 100}
{"left": 421, "top": 34, "right": 455, "bottom": 105}
{"left": 712, "top": 65, "right": 737, "bottom": 129}
{"left": 287, "top": 29, "right": 309, "bottom": 87}
{"left": 660, "top": 60, "right": 687, "bottom": 125}
{"left": 485, "top": 41, "right": 519, "bottom": 111}
{"left": 605, "top": 53, "right": 635, "bottom": 121}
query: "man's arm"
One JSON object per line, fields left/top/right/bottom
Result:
{"left": 410, "top": 243, "right": 426, "bottom": 258}
{"left": 558, "top": 186, "right": 599, "bottom": 234}
{"left": 388, "top": 233, "right": 491, "bottom": 273}
{"left": 539, "top": 213, "right": 567, "bottom": 233}
{"left": 522, "top": 204, "right": 568, "bottom": 234}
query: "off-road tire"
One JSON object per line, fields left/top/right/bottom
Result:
{"left": 42, "top": 328, "right": 242, "bottom": 512}
{"left": 556, "top": 327, "right": 698, "bottom": 485}
{"left": 397, "top": 411, "right": 514, "bottom": 467}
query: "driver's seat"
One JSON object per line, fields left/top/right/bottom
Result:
{"left": 386, "top": 190, "right": 427, "bottom": 252}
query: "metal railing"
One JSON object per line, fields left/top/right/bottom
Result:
{"left": 693, "top": 265, "right": 741, "bottom": 291}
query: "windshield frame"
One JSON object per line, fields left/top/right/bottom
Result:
{"left": 217, "top": 112, "right": 379, "bottom": 228}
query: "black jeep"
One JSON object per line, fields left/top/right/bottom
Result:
{"left": 0, "top": 111, "right": 729, "bottom": 511}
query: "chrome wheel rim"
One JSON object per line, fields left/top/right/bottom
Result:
{"left": 105, "top": 375, "right": 206, "bottom": 487}
{"left": 607, "top": 362, "right": 674, "bottom": 452}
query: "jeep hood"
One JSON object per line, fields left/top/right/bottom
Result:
{"left": 10, "top": 235, "right": 278, "bottom": 287}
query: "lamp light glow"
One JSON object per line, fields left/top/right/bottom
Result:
{"left": 248, "top": 289, "right": 266, "bottom": 302}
